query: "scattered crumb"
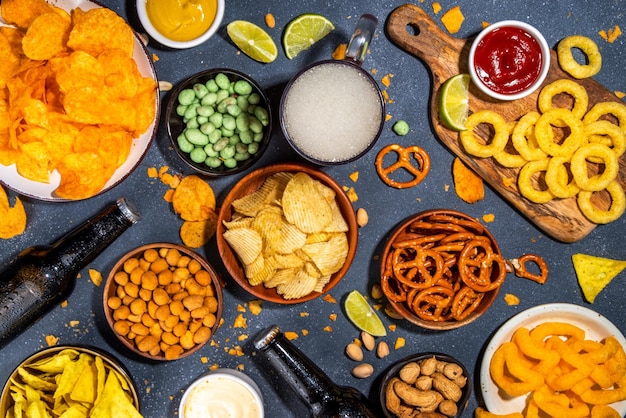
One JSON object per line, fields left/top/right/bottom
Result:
{"left": 444, "top": 184, "right": 450, "bottom": 192}
{"left": 381, "top": 73, "right": 393, "bottom": 87}
{"left": 163, "top": 189, "right": 174, "bottom": 202}
{"left": 200, "top": 357, "right": 208, "bottom": 364}
{"left": 329, "top": 313, "right": 337, "bottom": 321}
{"left": 323, "top": 294, "right": 337, "bottom": 304}
{"left": 371, "top": 68, "right": 377, "bottom": 75}
{"left": 237, "top": 304, "right": 246, "bottom": 313}
{"left": 233, "top": 314, "right": 247, "bottom": 329}
{"left": 432, "top": 2, "right": 441, "bottom": 14}
{"left": 147, "top": 167, "right": 158, "bottom": 178}
{"left": 388, "top": 324, "right": 397, "bottom": 332}
{"left": 323, "top": 326, "right": 333, "bottom": 332}
{"left": 88, "top": 269, "right": 102, "bottom": 286}
{"left": 236, "top": 364, "right": 245, "bottom": 371}
{"left": 394, "top": 337, "right": 405, "bottom": 350}
{"left": 385, "top": 114, "right": 393, "bottom": 121}
{"left": 152, "top": 53, "right": 159, "bottom": 62}
{"left": 265, "top": 13, "right": 275, "bottom": 28}
{"left": 227, "top": 346, "right": 245, "bottom": 356}
{"left": 61, "top": 300, "right": 69, "bottom": 308}
{"left": 482, "top": 213, "right": 495, "bottom": 223}
{"left": 69, "top": 320, "right": 80, "bottom": 327}
{"left": 346, "top": 187, "right": 358, "bottom": 202}
{"left": 599, "top": 25, "right": 622, "bottom": 43}
{"left": 300, "top": 312, "right": 309, "bottom": 317}
{"left": 302, "top": 329, "right": 309, "bottom": 336}
{"left": 46, "top": 335, "right": 59, "bottom": 346}
{"left": 615, "top": 91, "right": 625, "bottom": 99}
{"left": 503, "top": 177, "right": 516, "bottom": 188}
{"left": 332, "top": 43, "right": 347, "bottom": 60}
{"left": 285, "top": 331, "right": 299, "bottom": 340}
{"left": 441, "top": 6, "right": 464, "bottom": 34}
{"left": 209, "top": 363, "right": 220, "bottom": 370}
{"left": 237, "top": 334, "right": 248, "bottom": 341}
{"left": 349, "top": 171, "right": 359, "bottom": 183}
{"left": 504, "top": 293, "right": 520, "bottom": 306}
{"left": 481, "top": 21, "right": 490, "bottom": 29}
{"left": 249, "top": 300, "right": 262, "bottom": 315}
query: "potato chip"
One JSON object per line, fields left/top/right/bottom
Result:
{"left": 55, "top": 152, "right": 112, "bottom": 200}
{"left": 252, "top": 206, "right": 285, "bottom": 255}
{"left": 223, "top": 227, "right": 263, "bottom": 265}
{"left": 301, "top": 233, "right": 349, "bottom": 276}
{"left": 276, "top": 267, "right": 319, "bottom": 300}
{"left": 264, "top": 267, "right": 298, "bottom": 289}
{"left": 232, "top": 172, "right": 292, "bottom": 216}
{"left": 180, "top": 210, "right": 218, "bottom": 249}
{"left": 572, "top": 253, "right": 626, "bottom": 303}
{"left": 324, "top": 199, "right": 350, "bottom": 232}
{"left": 0, "top": 32, "right": 21, "bottom": 89}
{"left": 283, "top": 172, "right": 333, "bottom": 233}
{"left": 0, "top": 0, "right": 55, "bottom": 28}
{"left": 452, "top": 157, "right": 485, "bottom": 203}
{"left": 66, "top": 8, "right": 134, "bottom": 58}
{"left": 172, "top": 175, "right": 216, "bottom": 221}
{"left": 247, "top": 255, "right": 278, "bottom": 286}
{"left": 22, "top": 11, "right": 71, "bottom": 61}
{"left": 0, "top": 184, "right": 27, "bottom": 239}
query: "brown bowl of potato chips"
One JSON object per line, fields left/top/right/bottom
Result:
{"left": 103, "top": 243, "right": 224, "bottom": 361}
{"left": 0, "top": 0, "right": 159, "bottom": 201}
{"left": 0, "top": 345, "right": 140, "bottom": 416}
{"left": 216, "top": 163, "right": 358, "bottom": 304}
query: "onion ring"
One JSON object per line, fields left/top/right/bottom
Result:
{"left": 557, "top": 35, "right": 602, "bottom": 79}
{"left": 375, "top": 144, "right": 431, "bottom": 189}
{"left": 538, "top": 79, "right": 589, "bottom": 123}
{"left": 585, "top": 120, "right": 626, "bottom": 158}
{"left": 583, "top": 101, "right": 626, "bottom": 134}
{"left": 577, "top": 180, "right": 626, "bottom": 224}
{"left": 545, "top": 156, "right": 580, "bottom": 198}
{"left": 535, "top": 108, "right": 585, "bottom": 158}
{"left": 459, "top": 110, "right": 510, "bottom": 158}
{"left": 512, "top": 111, "right": 547, "bottom": 161}
{"left": 518, "top": 159, "right": 554, "bottom": 204}
{"left": 570, "top": 143, "right": 619, "bottom": 191}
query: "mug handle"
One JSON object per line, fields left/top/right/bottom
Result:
{"left": 345, "top": 14, "right": 378, "bottom": 65}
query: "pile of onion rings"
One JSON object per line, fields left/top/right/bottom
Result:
{"left": 459, "top": 78, "right": 626, "bottom": 224}
{"left": 381, "top": 212, "right": 506, "bottom": 323}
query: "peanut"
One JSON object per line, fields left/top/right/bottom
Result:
{"left": 385, "top": 377, "right": 402, "bottom": 414}
{"left": 346, "top": 342, "right": 364, "bottom": 361}
{"left": 393, "top": 381, "right": 440, "bottom": 408}
{"left": 376, "top": 341, "right": 390, "bottom": 359}
{"left": 356, "top": 207, "right": 368, "bottom": 227}
{"left": 415, "top": 375, "right": 433, "bottom": 391}
{"left": 419, "top": 356, "right": 438, "bottom": 375}
{"left": 399, "top": 362, "right": 420, "bottom": 384}
{"left": 432, "top": 373, "right": 462, "bottom": 402}
{"left": 351, "top": 363, "right": 374, "bottom": 379}
{"left": 438, "top": 399, "right": 458, "bottom": 417}
{"left": 361, "top": 331, "right": 375, "bottom": 351}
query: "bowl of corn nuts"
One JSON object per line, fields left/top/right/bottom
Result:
{"left": 166, "top": 68, "right": 272, "bottom": 177}
{"left": 103, "top": 243, "right": 224, "bottom": 361}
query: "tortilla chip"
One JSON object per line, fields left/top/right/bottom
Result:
{"left": 573, "top": 253, "right": 626, "bottom": 303}
{"left": 452, "top": 157, "right": 484, "bottom": 203}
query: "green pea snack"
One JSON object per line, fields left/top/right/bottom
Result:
{"left": 174, "top": 73, "right": 269, "bottom": 170}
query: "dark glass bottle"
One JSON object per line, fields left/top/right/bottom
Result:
{"left": 0, "top": 197, "right": 140, "bottom": 348}
{"left": 253, "top": 325, "right": 378, "bottom": 418}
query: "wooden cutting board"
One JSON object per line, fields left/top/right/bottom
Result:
{"left": 386, "top": 4, "right": 626, "bottom": 243}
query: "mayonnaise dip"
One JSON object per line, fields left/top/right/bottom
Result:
{"left": 181, "top": 371, "right": 264, "bottom": 418}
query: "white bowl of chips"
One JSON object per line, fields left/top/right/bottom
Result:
{"left": 0, "top": 0, "right": 159, "bottom": 201}
{"left": 216, "top": 163, "right": 358, "bottom": 304}
{"left": 0, "top": 345, "right": 141, "bottom": 416}
{"left": 480, "top": 303, "right": 626, "bottom": 416}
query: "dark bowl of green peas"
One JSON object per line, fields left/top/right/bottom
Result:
{"left": 166, "top": 68, "right": 272, "bottom": 176}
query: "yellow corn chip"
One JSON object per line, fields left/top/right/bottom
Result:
{"left": 572, "top": 253, "right": 626, "bottom": 303}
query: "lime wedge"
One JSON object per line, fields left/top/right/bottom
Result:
{"left": 283, "top": 14, "right": 335, "bottom": 59}
{"left": 227, "top": 20, "right": 278, "bottom": 63}
{"left": 344, "top": 290, "right": 386, "bottom": 337}
{"left": 439, "top": 74, "right": 470, "bottom": 131}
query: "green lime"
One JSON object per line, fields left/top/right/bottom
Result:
{"left": 439, "top": 74, "right": 470, "bottom": 131}
{"left": 283, "top": 14, "right": 335, "bottom": 59}
{"left": 226, "top": 20, "right": 278, "bottom": 63}
{"left": 344, "top": 290, "right": 386, "bottom": 337}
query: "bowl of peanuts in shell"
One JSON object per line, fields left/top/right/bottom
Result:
{"left": 103, "top": 243, "right": 224, "bottom": 361}
{"left": 380, "top": 209, "right": 503, "bottom": 330}
{"left": 379, "top": 352, "right": 471, "bottom": 418}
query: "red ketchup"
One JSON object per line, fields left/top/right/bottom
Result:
{"left": 473, "top": 26, "right": 543, "bottom": 95}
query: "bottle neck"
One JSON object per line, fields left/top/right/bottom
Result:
{"left": 254, "top": 326, "right": 337, "bottom": 408}
{"left": 47, "top": 198, "right": 140, "bottom": 272}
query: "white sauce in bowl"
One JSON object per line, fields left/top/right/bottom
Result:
{"left": 181, "top": 371, "right": 263, "bottom": 418}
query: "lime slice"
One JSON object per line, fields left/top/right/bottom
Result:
{"left": 439, "top": 73, "right": 470, "bottom": 131}
{"left": 283, "top": 14, "right": 335, "bottom": 59}
{"left": 227, "top": 20, "right": 278, "bottom": 63}
{"left": 344, "top": 290, "right": 386, "bottom": 337}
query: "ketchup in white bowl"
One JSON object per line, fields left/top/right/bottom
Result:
{"left": 469, "top": 20, "right": 550, "bottom": 101}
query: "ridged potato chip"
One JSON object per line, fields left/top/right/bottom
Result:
{"left": 232, "top": 172, "right": 292, "bottom": 216}
{"left": 223, "top": 227, "right": 263, "bottom": 266}
{"left": 277, "top": 267, "right": 318, "bottom": 300}
{"left": 283, "top": 172, "right": 333, "bottom": 233}
{"left": 302, "top": 232, "right": 349, "bottom": 276}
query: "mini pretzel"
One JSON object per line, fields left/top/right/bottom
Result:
{"left": 514, "top": 254, "right": 549, "bottom": 284}
{"left": 376, "top": 144, "right": 430, "bottom": 189}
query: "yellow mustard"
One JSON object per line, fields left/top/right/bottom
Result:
{"left": 145, "top": 0, "right": 217, "bottom": 42}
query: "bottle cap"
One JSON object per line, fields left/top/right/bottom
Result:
{"left": 253, "top": 325, "right": 280, "bottom": 351}
{"left": 117, "top": 197, "right": 141, "bottom": 224}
